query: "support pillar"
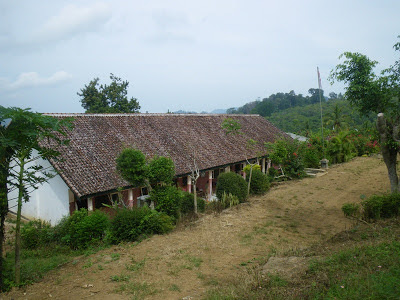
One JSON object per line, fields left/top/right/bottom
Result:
{"left": 87, "top": 197, "right": 94, "bottom": 211}
{"left": 208, "top": 171, "right": 213, "bottom": 200}
{"left": 128, "top": 189, "right": 134, "bottom": 208}
{"left": 225, "top": 166, "right": 230, "bottom": 173}
{"left": 187, "top": 175, "right": 192, "bottom": 193}
{"left": 262, "top": 158, "right": 266, "bottom": 174}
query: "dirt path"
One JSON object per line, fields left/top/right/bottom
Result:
{"left": 3, "top": 156, "right": 390, "bottom": 300}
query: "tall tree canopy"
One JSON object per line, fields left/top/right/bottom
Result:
{"left": 78, "top": 74, "right": 140, "bottom": 113}
{"left": 330, "top": 37, "right": 400, "bottom": 192}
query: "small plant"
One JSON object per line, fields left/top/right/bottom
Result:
{"left": 221, "top": 192, "right": 240, "bottom": 208}
{"left": 342, "top": 203, "right": 360, "bottom": 218}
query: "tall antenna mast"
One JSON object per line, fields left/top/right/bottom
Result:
{"left": 317, "top": 67, "right": 325, "bottom": 157}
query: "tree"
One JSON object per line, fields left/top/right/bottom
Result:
{"left": 78, "top": 74, "right": 140, "bottom": 113}
{"left": 330, "top": 37, "right": 400, "bottom": 192}
{"left": 0, "top": 106, "right": 71, "bottom": 288}
{"left": 116, "top": 148, "right": 148, "bottom": 187}
{"left": 326, "top": 103, "right": 348, "bottom": 132}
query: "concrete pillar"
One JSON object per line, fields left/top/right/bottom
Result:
{"left": 187, "top": 175, "right": 192, "bottom": 193}
{"left": 87, "top": 197, "right": 94, "bottom": 211}
{"left": 128, "top": 189, "right": 134, "bottom": 208}
{"left": 262, "top": 158, "right": 266, "bottom": 174}
{"left": 242, "top": 162, "right": 247, "bottom": 179}
{"left": 225, "top": 166, "right": 230, "bottom": 173}
{"left": 208, "top": 171, "right": 213, "bottom": 200}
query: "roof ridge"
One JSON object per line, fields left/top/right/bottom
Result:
{"left": 44, "top": 113, "right": 261, "bottom": 117}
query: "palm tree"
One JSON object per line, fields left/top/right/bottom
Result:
{"left": 326, "top": 104, "right": 348, "bottom": 133}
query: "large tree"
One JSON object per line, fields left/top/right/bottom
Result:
{"left": 0, "top": 106, "right": 71, "bottom": 289}
{"left": 330, "top": 37, "right": 400, "bottom": 192}
{"left": 78, "top": 73, "right": 140, "bottom": 113}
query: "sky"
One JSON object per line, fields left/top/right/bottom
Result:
{"left": 0, "top": 0, "right": 399, "bottom": 114}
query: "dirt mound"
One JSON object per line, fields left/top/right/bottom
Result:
{"left": 3, "top": 156, "right": 390, "bottom": 300}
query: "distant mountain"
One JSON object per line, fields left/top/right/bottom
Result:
{"left": 209, "top": 109, "right": 227, "bottom": 114}
{"left": 172, "top": 108, "right": 227, "bottom": 114}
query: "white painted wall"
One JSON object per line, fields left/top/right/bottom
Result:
{"left": 8, "top": 154, "right": 70, "bottom": 226}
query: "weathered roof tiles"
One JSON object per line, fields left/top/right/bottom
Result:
{"left": 42, "top": 113, "right": 288, "bottom": 198}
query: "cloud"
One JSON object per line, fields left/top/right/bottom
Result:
{"left": 34, "top": 3, "right": 112, "bottom": 43}
{"left": 0, "top": 71, "right": 72, "bottom": 91}
{"left": 0, "top": 2, "right": 112, "bottom": 51}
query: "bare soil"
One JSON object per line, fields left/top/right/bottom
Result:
{"left": 2, "top": 156, "right": 390, "bottom": 300}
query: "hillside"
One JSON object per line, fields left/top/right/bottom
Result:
{"left": 3, "top": 156, "right": 392, "bottom": 299}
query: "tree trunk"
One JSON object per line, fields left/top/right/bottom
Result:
{"left": 0, "top": 150, "right": 11, "bottom": 291}
{"left": 0, "top": 181, "right": 7, "bottom": 291}
{"left": 377, "top": 113, "right": 399, "bottom": 193}
{"left": 193, "top": 181, "right": 197, "bottom": 215}
{"left": 14, "top": 158, "right": 25, "bottom": 285}
{"left": 247, "top": 166, "right": 253, "bottom": 197}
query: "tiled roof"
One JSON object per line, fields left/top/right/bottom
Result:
{"left": 42, "top": 114, "right": 289, "bottom": 198}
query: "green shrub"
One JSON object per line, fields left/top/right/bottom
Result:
{"left": 216, "top": 172, "right": 247, "bottom": 202}
{"left": 151, "top": 185, "right": 182, "bottom": 219}
{"left": 342, "top": 203, "right": 360, "bottom": 218}
{"left": 139, "top": 210, "right": 175, "bottom": 235}
{"left": 362, "top": 193, "right": 400, "bottom": 220}
{"left": 243, "top": 164, "right": 261, "bottom": 173}
{"left": 180, "top": 192, "right": 205, "bottom": 214}
{"left": 246, "top": 169, "right": 270, "bottom": 195}
{"left": 55, "top": 209, "right": 110, "bottom": 249}
{"left": 220, "top": 192, "right": 239, "bottom": 208}
{"left": 109, "top": 207, "right": 152, "bottom": 243}
{"left": 21, "top": 220, "right": 53, "bottom": 249}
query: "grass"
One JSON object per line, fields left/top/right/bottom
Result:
{"left": 3, "top": 244, "right": 73, "bottom": 288}
{"left": 203, "top": 217, "right": 400, "bottom": 299}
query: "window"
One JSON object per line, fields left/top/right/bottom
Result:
{"left": 141, "top": 187, "right": 148, "bottom": 196}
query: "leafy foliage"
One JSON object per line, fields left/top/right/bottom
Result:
{"left": 20, "top": 220, "right": 53, "bottom": 250}
{"left": 151, "top": 185, "right": 182, "bottom": 219}
{"left": 78, "top": 73, "right": 140, "bottom": 113}
{"left": 266, "top": 138, "right": 306, "bottom": 179}
{"left": 362, "top": 194, "right": 400, "bottom": 220}
{"left": 55, "top": 209, "right": 110, "bottom": 249}
{"left": 180, "top": 191, "right": 205, "bottom": 214}
{"left": 116, "top": 148, "right": 147, "bottom": 187}
{"left": 245, "top": 169, "right": 270, "bottom": 195}
{"left": 216, "top": 172, "right": 247, "bottom": 202}
{"left": 147, "top": 156, "right": 175, "bottom": 185}
{"left": 108, "top": 206, "right": 174, "bottom": 243}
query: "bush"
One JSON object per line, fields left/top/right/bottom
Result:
{"left": 55, "top": 209, "right": 110, "bottom": 249}
{"left": 180, "top": 192, "right": 205, "bottom": 215}
{"left": 151, "top": 185, "right": 182, "bottom": 219}
{"left": 362, "top": 193, "right": 400, "bottom": 220}
{"left": 109, "top": 207, "right": 152, "bottom": 243}
{"left": 246, "top": 169, "right": 270, "bottom": 195}
{"left": 21, "top": 220, "right": 53, "bottom": 249}
{"left": 341, "top": 203, "right": 360, "bottom": 218}
{"left": 139, "top": 210, "right": 175, "bottom": 235}
{"left": 216, "top": 172, "right": 247, "bottom": 202}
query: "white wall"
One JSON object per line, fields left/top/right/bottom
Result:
{"left": 8, "top": 154, "right": 70, "bottom": 226}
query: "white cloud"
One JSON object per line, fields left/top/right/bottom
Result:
{"left": 0, "top": 71, "right": 72, "bottom": 91}
{"left": 34, "top": 3, "right": 112, "bottom": 43}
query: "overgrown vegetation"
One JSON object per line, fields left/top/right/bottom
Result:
{"left": 203, "top": 218, "right": 400, "bottom": 300}
{"left": 342, "top": 193, "right": 400, "bottom": 222}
